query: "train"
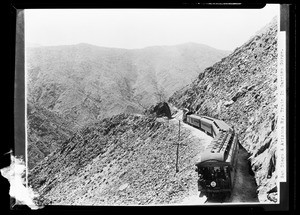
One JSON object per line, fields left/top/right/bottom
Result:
{"left": 183, "top": 109, "right": 239, "bottom": 198}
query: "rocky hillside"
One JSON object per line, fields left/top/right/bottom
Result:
{"left": 29, "top": 113, "right": 210, "bottom": 205}
{"left": 27, "top": 103, "right": 77, "bottom": 169}
{"left": 169, "top": 17, "right": 278, "bottom": 202}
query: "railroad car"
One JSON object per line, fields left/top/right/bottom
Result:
{"left": 182, "top": 111, "right": 238, "bottom": 198}
{"left": 195, "top": 130, "right": 239, "bottom": 198}
{"left": 183, "top": 113, "right": 233, "bottom": 137}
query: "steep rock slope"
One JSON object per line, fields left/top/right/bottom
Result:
{"left": 169, "top": 17, "right": 278, "bottom": 202}
{"left": 29, "top": 113, "right": 210, "bottom": 205}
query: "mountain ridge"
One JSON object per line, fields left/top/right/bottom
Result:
{"left": 27, "top": 41, "right": 229, "bottom": 169}
{"left": 26, "top": 41, "right": 230, "bottom": 125}
{"left": 27, "top": 41, "right": 231, "bottom": 53}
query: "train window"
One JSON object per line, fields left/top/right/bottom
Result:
{"left": 224, "top": 166, "right": 232, "bottom": 173}
{"left": 221, "top": 166, "right": 230, "bottom": 179}
{"left": 199, "top": 166, "right": 230, "bottom": 181}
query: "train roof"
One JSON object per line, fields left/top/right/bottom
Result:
{"left": 202, "top": 116, "right": 232, "bottom": 131}
{"left": 198, "top": 130, "right": 234, "bottom": 164}
{"left": 189, "top": 115, "right": 232, "bottom": 131}
{"left": 199, "top": 117, "right": 213, "bottom": 125}
{"left": 198, "top": 152, "right": 225, "bottom": 164}
{"left": 201, "top": 116, "right": 216, "bottom": 121}
{"left": 188, "top": 114, "right": 202, "bottom": 120}
{"left": 214, "top": 119, "right": 232, "bottom": 131}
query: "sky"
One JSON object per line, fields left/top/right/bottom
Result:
{"left": 24, "top": 5, "right": 279, "bottom": 51}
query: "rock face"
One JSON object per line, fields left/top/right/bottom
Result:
{"left": 169, "top": 17, "right": 278, "bottom": 202}
{"left": 29, "top": 113, "right": 209, "bottom": 205}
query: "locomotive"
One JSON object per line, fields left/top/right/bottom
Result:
{"left": 183, "top": 109, "right": 239, "bottom": 198}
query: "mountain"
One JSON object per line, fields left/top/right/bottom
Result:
{"left": 26, "top": 42, "right": 230, "bottom": 126}
{"left": 169, "top": 17, "right": 278, "bottom": 202}
{"left": 26, "top": 42, "right": 229, "bottom": 168}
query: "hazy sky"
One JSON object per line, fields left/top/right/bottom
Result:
{"left": 25, "top": 5, "right": 279, "bottom": 51}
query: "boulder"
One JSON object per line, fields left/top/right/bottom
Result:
{"left": 232, "top": 86, "right": 248, "bottom": 102}
{"left": 224, "top": 100, "right": 234, "bottom": 107}
{"left": 119, "top": 183, "right": 129, "bottom": 191}
{"left": 198, "top": 72, "right": 205, "bottom": 80}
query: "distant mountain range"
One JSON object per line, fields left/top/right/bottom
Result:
{"left": 26, "top": 42, "right": 229, "bottom": 168}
